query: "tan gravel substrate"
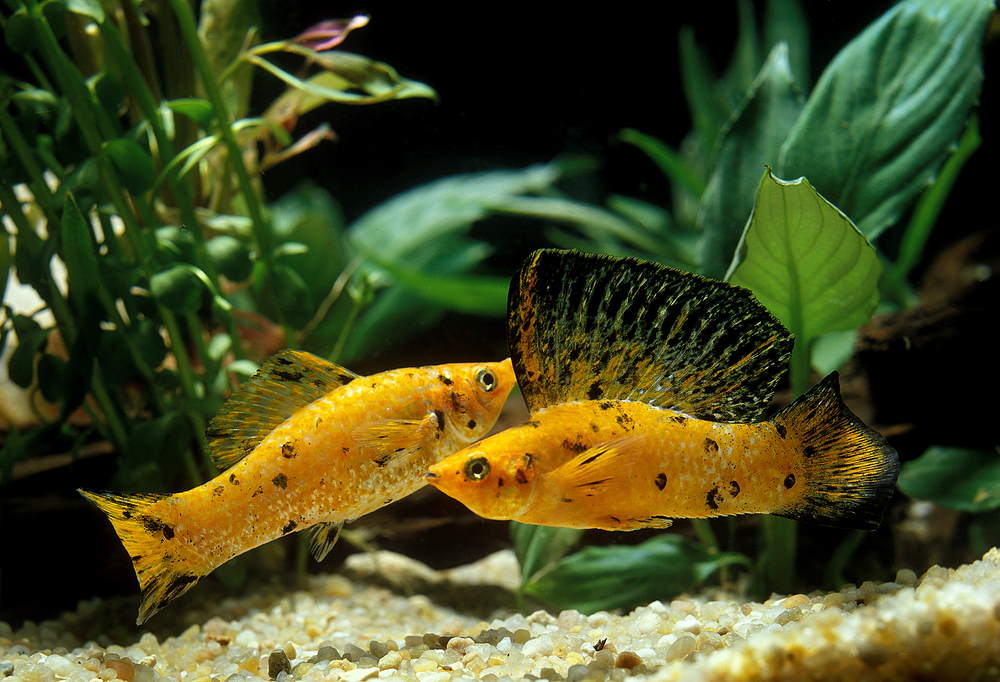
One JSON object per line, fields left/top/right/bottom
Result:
{"left": 2, "top": 548, "right": 999, "bottom": 682}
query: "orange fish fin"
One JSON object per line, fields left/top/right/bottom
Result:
{"left": 772, "top": 373, "right": 900, "bottom": 530}
{"left": 359, "top": 412, "right": 441, "bottom": 463}
{"left": 78, "top": 489, "right": 201, "bottom": 624}
{"left": 306, "top": 520, "right": 345, "bottom": 562}
{"left": 508, "top": 249, "right": 792, "bottom": 421}
{"left": 545, "top": 435, "right": 647, "bottom": 491}
{"left": 206, "top": 349, "right": 359, "bottom": 470}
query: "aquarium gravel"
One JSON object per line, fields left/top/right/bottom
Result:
{"left": 2, "top": 548, "right": 999, "bottom": 682}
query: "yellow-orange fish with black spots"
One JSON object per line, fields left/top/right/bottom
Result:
{"left": 426, "top": 250, "right": 899, "bottom": 531}
{"left": 81, "top": 352, "right": 515, "bottom": 623}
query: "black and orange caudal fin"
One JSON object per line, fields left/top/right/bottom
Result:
{"left": 79, "top": 489, "right": 204, "bottom": 624}
{"left": 772, "top": 373, "right": 900, "bottom": 530}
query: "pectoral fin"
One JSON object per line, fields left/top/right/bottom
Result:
{"left": 306, "top": 521, "right": 344, "bottom": 562}
{"left": 360, "top": 411, "right": 442, "bottom": 465}
{"left": 546, "top": 436, "right": 646, "bottom": 490}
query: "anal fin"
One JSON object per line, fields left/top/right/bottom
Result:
{"left": 306, "top": 521, "right": 345, "bottom": 562}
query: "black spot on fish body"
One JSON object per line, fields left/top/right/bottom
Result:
{"left": 670, "top": 415, "right": 687, "bottom": 425}
{"left": 449, "top": 392, "right": 466, "bottom": 412}
{"left": 251, "top": 485, "right": 264, "bottom": 498}
{"left": 561, "top": 497, "right": 573, "bottom": 503}
{"left": 272, "top": 473, "right": 288, "bottom": 489}
{"left": 282, "top": 520, "right": 297, "bottom": 534}
{"left": 615, "top": 412, "right": 634, "bottom": 430}
{"left": 609, "top": 516, "right": 621, "bottom": 524}
{"left": 467, "top": 419, "right": 477, "bottom": 429}
{"left": 140, "top": 516, "right": 175, "bottom": 540}
{"left": 775, "top": 423, "right": 787, "bottom": 439}
{"left": 704, "top": 437, "right": 719, "bottom": 453}
{"left": 562, "top": 439, "right": 587, "bottom": 454}
{"left": 229, "top": 473, "right": 239, "bottom": 486}
{"left": 524, "top": 453, "right": 535, "bottom": 467}
{"left": 498, "top": 478, "right": 505, "bottom": 487}
{"left": 655, "top": 473, "right": 667, "bottom": 490}
{"left": 803, "top": 445, "right": 816, "bottom": 458}
{"left": 515, "top": 469, "right": 528, "bottom": 484}
{"left": 213, "top": 486, "right": 224, "bottom": 497}
{"left": 729, "top": 480, "right": 741, "bottom": 497}
{"left": 242, "top": 440, "right": 256, "bottom": 457}
{"left": 590, "top": 423, "right": 599, "bottom": 432}
{"left": 598, "top": 402, "right": 613, "bottom": 410}
{"left": 525, "top": 420, "right": 541, "bottom": 428}
{"left": 123, "top": 510, "right": 132, "bottom": 519}
{"left": 342, "top": 446, "right": 350, "bottom": 454}
{"left": 784, "top": 474, "right": 796, "bottom": 489}
{"left": 374, "top": 454, "right": 391, "bottom": 467}
{"left": 706, "top": 486, "right": 723, "bottom": 510}
{"left": 272, "top": 369, "right": 303, "bottom": 383}
{"left": 587, "top": 382, "right": 603, "bottom": 400}
{"left": 433, "top": 410, "right": 445, "bottom": 431}
{"left": 130, "top": 555, "right": 142, "bottom": 563}
{"left": 438, "top": 374, "right": 453, "bottom": 386}
{"left": 281, "top": 442, "right": 296, "bottom": 458}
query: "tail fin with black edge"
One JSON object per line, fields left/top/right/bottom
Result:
{"left": 772, "top": 373, "right": 899, "bottom": 530}
{"left": 79, "top": 489, "right": 204, "bottom": 624}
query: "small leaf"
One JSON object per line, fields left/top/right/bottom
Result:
{"left": 778, "top": 0, "right": 993, "bottom": 239}
{"left": 150, "top": 264, "right": 205, "bottom": 314}
{"left": 4, "top": 11, "right": 40, "bottom": 53}
{"left": 726, "top": 169, "right": 881, "bottom": 341}
{"left": 63, "top": 0, "right": 105, "bottom": 22}
{"left": 293, "top": 15, "right": 369, "bottom": 51}
{"left": 207, "top": 235, "right": 253, "bottom": 281}
{"left": 103, "top": 138, "right": 155, "bottom": 195}
{"left": 524, "top": 535, "right": 748, "bottom": 614}
{"left": 167, "top": 98, "right": 215, "bottom": 127}
{"left": 618, "top": 129, "right": 706, "bottom": 199}
{"left": 510, "top": 522, "right": 583, "bottom": 586}
{"left": 899, "top": 447, "right": 1000, "bottom": 512}
{"left": 9, "top": 316, "right": 50, "bottom": 388}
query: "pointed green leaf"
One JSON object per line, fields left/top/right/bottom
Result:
{"left": 371, "top": 258, "right": 508, "bottom": 317}
{"left": 699, "top": 44, "right": 804, "bottom": 278}
{"left": 778, "top": 0, "right": 992, "bottom": 239}
{"left": 678, "top": 27, "right": 727, "bottom": 150}
{"left": 899, "top": 447, "right": 1000, "bottom": 513}
{"left": 727, "top": 170, "right": 881, "bottom": 341}
{"left": 60, "top": 195, "right": 103, "bottom": 314}
{"left": 618, "top": 129, "right": 706, "bottom": 199}
{"left": 523, "top": 535, "right": 748, "bottom": 614}
{"left": 510, "top": 522, "right": 584, "bottom": 586}
{"left": 167, "top": 98, "right": 216, "bottom": 127}
{"left": 764, "top": 0, "right": 809, "bottom": 89}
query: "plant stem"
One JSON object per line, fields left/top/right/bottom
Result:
{"left": 0, "top": 105, "right": 61, "bottom": 228}
{"left": 166, "top": 0, "right": 272, "bottom": 259}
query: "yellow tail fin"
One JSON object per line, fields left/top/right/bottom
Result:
{"left": 79, "top": 489, "right": 203, "bottom": 624}
{"left": 772, "top": 373, "right": 899, "bottom": 530}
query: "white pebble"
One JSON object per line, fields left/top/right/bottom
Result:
{"left": 340, "top": 667, "right": 380, "bottom": 682}
{"left": 495, "top": 637, "right": 512, "bottom": 654}
{"left": 674, "top": 615, "right": 702, "bottom": 634}
{"left": 521, "top": 635, "right": 553, "bottom": 657}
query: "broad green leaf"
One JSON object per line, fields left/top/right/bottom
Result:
{"left": 154, "top": 225, "right": 197, "bottom": 265}
{"left": 764, "top": 0, "right": 809, "bottom": 89}
{"left": 207, "top": 235, "right": 252, "bottom": 282}
{"left": 4, "top": 11, "right": 40, "bottom": 53}
{"left": 510, "top": 522, "right": 583, "bottom": 586}
{"left": 699, "top": 44, "right": 804, "bottom": 278}
{"left": 349, "top": 164, "right": 560, "bottom": 262}
{"left": 37, "top": 353, "right": 68, "bottom": 402}
{"left": 372, "top": 259, "right": 508, "bottom": 317}
{"left": 726, "top": 170, "right": 880, "bottom": 341}
{"left": 167, "top": 98, "right": 216, "bottom": 127}
{"left": 150, "top": 264, "right": 205, "bottom": 314}
{"left": 898, "top": 447, "right": 1000, "bottom": 513}
{"left": 811, "top": 328, "right": 857, "bottom": 376}
{"left": 524, "top": 535, "right": 748, "bottom": 614}
{"left": 103, "top": 138, "right": 155, "bottom": 195}
{"left": 778, "top": 0, "right": 992, "bottom": 240}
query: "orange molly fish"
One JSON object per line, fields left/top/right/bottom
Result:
{"left": 81, "top": 351, "right": 515, "bottom": 623}
{"left": 426, "top": 250, "right": 899, "bottom": 531}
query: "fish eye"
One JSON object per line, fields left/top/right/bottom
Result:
{"left": 476, "top": 368, "right": 497, "bottom": 392}
{"left": 464, "top": 456, "right": 491, "bottom": 481}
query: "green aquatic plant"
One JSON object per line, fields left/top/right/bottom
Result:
{"left": 510, "top": 0, "right": 991, "bottom": 606}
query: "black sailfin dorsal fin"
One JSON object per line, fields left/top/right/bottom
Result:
{"left": 206, "top": 349, "right": 359, "bottom": 470}
{"left": 508, "top": 249, "right": 793, "bottom": 421}
{"left": 307, "top": 520, "right": 344, "bottom": 561}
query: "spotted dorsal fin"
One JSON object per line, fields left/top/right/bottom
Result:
{"left": 508, "top": 249, "right": 793, "bottom": 421}
{"left": 206, "top": 349, "right": 359, "bottom": 470}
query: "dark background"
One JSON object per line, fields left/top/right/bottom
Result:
{"left": 3, "top": 1, "right": 997, "bottom": 630}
